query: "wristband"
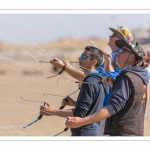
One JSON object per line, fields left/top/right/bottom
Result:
{"left": 58, "top": 64, "right": 66, "bottom": 74}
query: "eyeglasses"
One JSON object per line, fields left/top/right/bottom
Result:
{"left": 111, "top": 33, "right": 116, "bottom": 37}
{"left": 81, "top": 54, "right": 91, "bottom": 60}
{"left": 118, "top": 48, "right": 132, "bottom": 53}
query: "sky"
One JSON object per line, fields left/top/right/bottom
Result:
{"left": 0, "top": 14, "right": 150, "bottom": 44}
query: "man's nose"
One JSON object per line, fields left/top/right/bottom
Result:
{"left": 113, "top": 52, "right": 118, "bottom": 58}
{"left": 116, "top": 53, "right": 120, "bottom": 57}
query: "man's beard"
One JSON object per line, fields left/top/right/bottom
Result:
{"left": 111, "top": 60, "right": 120, "bottom": 69}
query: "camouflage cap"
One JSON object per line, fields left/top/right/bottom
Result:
{"left": 115, "top": 39, "right": 145, "bottom": 60}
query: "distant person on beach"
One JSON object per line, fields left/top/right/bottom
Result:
{"left": 49, "top": 26, "right": 134, "bottom": 135}
{"left": 143, "top": 47, "right": 150, "bottom": 119}
{"left": 65, "top": 39, "right": 149, "bottom": 136}
{"left": 143, "top": 47, "right": 150, "bottom": 87}
{"left": 40, "top": 46, "right": 109, "bottom": 136}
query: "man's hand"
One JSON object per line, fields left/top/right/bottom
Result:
{"left": 50, "top": 58, "right": 65, "bottom": 69}
{"left": 103, "top": 51, "right": 115, "bottom": 72}
{"left": 50, "top": 58, "right": 72, "bottom": 69}
{"left": 65, "top": 116, "right": 85, "bottom": 128}
{"left": 103, "top": 51, "right": 112, "bottom": 65}
{"left": 102, "top": 76, "right": 114, "bottom": 87}
{"left": 40, "top": 101, "right": 55, "bottom": 116}
{"left": 78, "top": 82, "right": 82, "bottom": 89}
{"left": 62, "top": 96, "right": 76, "bottom": 107}
{"left": 50, "top": 58, "right": 85, "bottom": 81}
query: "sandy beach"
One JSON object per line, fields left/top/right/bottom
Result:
{"left": 0, "top": 60, "right": 78, "bottom": 136}
{"left": 0, "top": 55, "right": 150, "bottom": 137}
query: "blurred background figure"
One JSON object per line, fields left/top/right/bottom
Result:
{"left": 143, "top": 47, "right": 150, "bottom": 99}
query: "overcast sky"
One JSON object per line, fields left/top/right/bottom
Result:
{"left": 0, "top": 14, "right": 150, "bottom": 44}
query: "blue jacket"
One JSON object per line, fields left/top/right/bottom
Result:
{"left": 71, "top": 73, "right": 109, "bottom": 136}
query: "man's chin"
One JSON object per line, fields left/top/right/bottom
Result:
{"left": 116, "top": 62, "right": 120, "bottom": 68}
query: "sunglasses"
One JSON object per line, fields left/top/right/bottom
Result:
{"left": 81, "top": 54, "right": 91, "bottom": 60}
{"left": 111, "top": 33, "right": 120, "bottom": 38}
{"left": 118, "top": 48, "right": 131, "bottom": 53}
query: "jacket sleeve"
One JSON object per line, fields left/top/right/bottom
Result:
{"left": 72, "top": 80, "right": 98, "bottom": 117}
{"left": 105, "top": 76, "right": 133, "bottom": 115}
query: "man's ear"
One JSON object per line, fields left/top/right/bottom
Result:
{"left": 91, "top": 59, "right": 97, "bottom": 66}
{"left": 129, "top": 53, "right": 134, "bottom": 60}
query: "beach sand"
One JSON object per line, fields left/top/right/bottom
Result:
{"left": 0, "top": 61, "right": 150, "bottom": 137}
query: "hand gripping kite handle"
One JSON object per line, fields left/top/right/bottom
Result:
{"left": 37, "top": 101, "right": 46, "bottom": 119}
{"left": 23, "top": 101, "right": 46, "bottom": 129}
{"left": 59, "top": 97, "right": 68, "bottom": 110}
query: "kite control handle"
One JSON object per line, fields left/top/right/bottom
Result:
{"left": 59, "top": 97, "right": 68, "bottom": 110}
{"left": 38, "top": 101, "right": 46, "bottom": 120}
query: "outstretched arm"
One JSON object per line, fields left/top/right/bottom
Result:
{"left": 50, "top": 58, "right": 85, "bottom": 81}
{"left": 40, "top": 101, "right": 74, "bottom": 118}
{"left": 65, "top": 107, "right": 111, "bottom": 128}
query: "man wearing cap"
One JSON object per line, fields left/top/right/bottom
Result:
{"left": 65, "top": 39, "right": 149, "bottom": 136}
{"left": 103, "top": 26, "right": 133, "bottom": 74}
{"left": 98, "top": 26, "right": 134, "bottom": 105}
{"left": 49, "top": 26, "right": 133, "bottom": 135}
{"left": 50, "top": 26, "right": 133, "bottom": 103}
